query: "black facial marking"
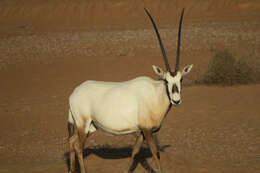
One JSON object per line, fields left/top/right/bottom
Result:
{"left": 180, "top": 77, "right": 183, "bottom": 88}
{"left": 163, "top": 79, "right": 171, "bottom": 102}
{"left": 170, "top": 71, "right": 177, "bottom": 76}
{"left": 172, "top": 84, "right": 179, "bottom": 93}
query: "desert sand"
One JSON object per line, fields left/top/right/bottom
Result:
{"left": 0, "top": 1, "right": 259, "bottom": 173}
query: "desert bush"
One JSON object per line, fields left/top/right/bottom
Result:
{"left": 199, "top": 49, "right": 259, "bottom": 85}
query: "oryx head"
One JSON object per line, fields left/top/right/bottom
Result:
{"left": 145, "top": 8, "right": 193, "bottom": 105}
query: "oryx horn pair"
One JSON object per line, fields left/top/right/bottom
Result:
{"left": 144, "top": 8, "right": 185, "bottom": 74}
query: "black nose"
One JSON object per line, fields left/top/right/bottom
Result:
{"left": 173, "top": 100, "right": 180, "bottom": 105}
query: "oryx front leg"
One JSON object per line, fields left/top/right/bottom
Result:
{"left": 143, "top": 130, "right": 162, "bottom": 173}
{"left": 127, "top": 133, "right": 144, "bottom": 173}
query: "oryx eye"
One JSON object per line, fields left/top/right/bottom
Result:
{"left": 180, "top": 77, "right": 183, "bottom": 83}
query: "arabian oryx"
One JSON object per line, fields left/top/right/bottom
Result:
{"left": 67, "top": 8, "right": 193, "bottom": 173}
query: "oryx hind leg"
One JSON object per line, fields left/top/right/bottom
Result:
{"left": 68, "top": 122, "right": 77, "bottom": 173}
{"left": 68, "top": 109, "right": 93, "bottom": 173}
{"left": 74, "top": 118, "right": 92, "bottom": 173}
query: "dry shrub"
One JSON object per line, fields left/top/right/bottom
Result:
{"left": 199, "top": 49, "right": 259, "bottom": 85}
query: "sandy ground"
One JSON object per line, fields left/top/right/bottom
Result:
{"left": 0, "top": 1, "right": 260, "bottom": 173}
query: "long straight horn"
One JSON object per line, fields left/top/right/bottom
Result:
{"left": 175, "top": 8, "right": 185, "bottom": 72}
{"left": 144, "top": 8, "right": 171, "bottom": 72}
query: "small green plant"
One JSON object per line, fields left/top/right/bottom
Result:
{"left": 200, "top": 49, "right": 258, "bottom": 85}
{"left": 119, "top": 52, "right": 128, "bottom": 56}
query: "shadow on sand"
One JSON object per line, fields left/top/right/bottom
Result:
{"left": 64, "top": 144, "right": 170, "bottom": 173}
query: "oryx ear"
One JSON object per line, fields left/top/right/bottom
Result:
{"left": 181, "top": 64, "right": 193, "bottom": 76}
{"left": 152, "top": 65, "right": 165, "bottom": 78}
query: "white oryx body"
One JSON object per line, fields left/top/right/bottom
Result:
{"left": 69, "top": 76, "right": 170, "bottom": 135}
{"left": 67, "top": 8, "right": 193, "bottom": 173}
